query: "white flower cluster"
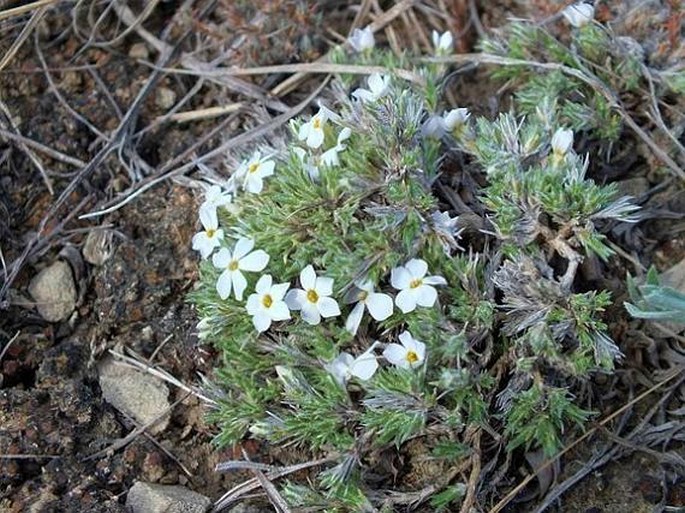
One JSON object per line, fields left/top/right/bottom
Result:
{"left": 191, "top": 41, "right": 460, "bottom": 389}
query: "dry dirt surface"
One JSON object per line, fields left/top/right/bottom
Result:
{"left": 1, "top": 1, "right": 684, "bottom": 512}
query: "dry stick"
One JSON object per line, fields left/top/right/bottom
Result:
{"left": 82, "top": 392, "right": 191, "bottom": 463}
{"left": 241, "top": 448, "right": 292, "bottom": 513}
{"left": 0, "top": 330, "right": 20, "bottom": 364}
{"left": 0, "top": 0, "right": 57, "bottom": 21}
{"left": 157, "top": 62, "right": 425, "bottom": 87}
{"left": 0, "top": 3, "right": 48, "bottom": 72}
{"left": 0, "top": 5, "right": 54, "bottom": 193}
{"left": 212, "top": 457, "right": 337, "bottom": 512}
{"left": 108, "top": 348, "right": 217, "bottom": 406}
{"left": 0, "top": 6, "right": 201, "bottom": 302}
{"left": 433, "top": 53, "right": 685, "bottom": 181}
{"left": 487, "top": 366, "right": 685, "bottom": 513}
{"left": 0, "top": 128, "right": 86, "bottom": 167}
{"left": 160, "top": 103, "right": 243, "bottom": 124}
{"left": 270, "top": 0, "right": 418, "bottom": 97}
{"left": 0, "top": 98, "right": 53, "bottom": 194}
{"left": 80, "top": 78, "right": 330, "bottom": 220}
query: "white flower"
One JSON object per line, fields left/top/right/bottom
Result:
{"left": 551, "top": 128, "right": 574, "bottom": 157}
{"left": 352, "top": 73, "right": 390, "bottom": 103}
{"left": 196, "top": 317, "right": 212, "bottom": 340}
{"left": 212, "top": 238, "right": 270, "bottom": 301}
{"left": 432, "top": 30, "right": 453, "bottom": 54}
{"left": 421, "top": 115, "right": 446, "bottom": 139}
{"left": 348, "top": 26, "right": 375, "bottom": 53}
{"left": 383, "top": 331, "right": 426, "bottom": 369}
{"left": 325, "top": 344, "right": 379, "bottom": 385}
{"left": 344, "top": 280, "right": 393, "bottom": 335}
{"left": 199, "top": 184, "right": 232, "bottom": 218}
{"left": 562, "top": 3, "right": 594, "bottom": 28}
{"left": 298, "top": 107, "right": 330, "bottom": 149}
{"left": 191, "top": 206, "right": 224, "bottom": 259}
{"left": 246, "top": 274, "right": 291, "bottom": 332}
{"left": 285, "top": 265, "right": 341, "bottom": 325}
{"left": 236, "top": 151, "right": 275, "bottom": 194}
{"left": 443, "top": 108, "right": 470, "bottom": 131}
{"left": 293, "top": 147, "right": 320, "bottom": 180}
{"left": 390, "top": 258, "right": 447, "bottom": 313}
{"left": 321, "top": 127, "right": 352, "bottom": 167}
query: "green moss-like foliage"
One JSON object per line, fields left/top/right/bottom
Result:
{"left": 191, "top": 33, "right": 640, "bottom": 509}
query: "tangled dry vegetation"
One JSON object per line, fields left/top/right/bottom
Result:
{"left": 1, "top": 1, "right": 684, "bottom": 512}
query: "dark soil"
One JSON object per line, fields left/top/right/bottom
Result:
{"left": 1, "top": 1, "right": 683, "bottom": 512}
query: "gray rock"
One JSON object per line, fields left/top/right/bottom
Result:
{"left": 98, "top": 356, "right": 170, "bottom": 433}
{"left": 156, "top": 87, "right": 177, "bottom": 110}
{"left": 28, "top": 260, "right": 77, "bottom": 322}
{"left": 126, "top": 482, "right": 211, "bottom": 513}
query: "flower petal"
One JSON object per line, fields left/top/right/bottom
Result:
{"left": 233, "top": 238, "right": 255, "bottom": 260}
{"left": 239, "top": 250, "right": 270, "bottom": 272}
{"left": 231, "top": 270, "right": 248, "bottom": 301}
{"left": 350, "top": 353, "right": 378, "bottom": 381}
{"left": 415, "top": 284, "right": 438, "bottom": 307}
{"left": 390, "top": 266, "right": 412, "bottom": 290}
{"left": 395, "top": 288, "right": 417, "bottom": 313}
{"left": 405, "top": 259, "right": 428, "bottom": 279}
{"left": 199, "top": 204, "right": 218, "bottom": 230}
{"left": 244, "top": 175, "right": 263, "bottom": 194}
{"left": 259, "top": 160, "right": 275, "bottom": 177}
{"left": 270, "top": 282, "right": 290, "bottom": 301}
{"left": 252, "top": 312, "right": 271, "bottom": 333}
{"left": 383, "top": 344, "right": 409, "bottom": 368}
{"left": 398, "top": 331, "right": 415, "bottom": 350}
{"left": 191, "top": 233, "right": 211, "bottom": 259}
{"left": 314, "top": 276, "right": 334, "bottom": 297}
{"left": 326, "top": 353, "right": 353, "bottom": 385}
{"left": 413, "top": 338, "right": 427, "bottom": 362}
{"left": 317, "top": 296, "right": 341, "bottom": 318}
{"left": 366, "top": 293, "right": 393, "bottom": 321}
{"left": 269, "top": 301, "right": 291, "bottom": 322}
{"left": 285, "top": 289, "right": 306, "bottom": 310}
{"left": 216, "top": 270, "right": 233, "bottom": 300}
{"left": 255, "top": 274, "right": 272, "bottom": 294}
{"left": 301, "top": 303, "right": 321, "bottom": 325}
{"left": 246, "top": 293, "right": 261, "bottom": 315}
{"left": 423, "top": 275, "right": 447, "bottom": 286}
{"left": 300, "top": 265, "right": 317, "bottom": 290}
{"left": 345, "top": 302, "right": 365, "bottom": 335}
{"left": 307, "top": 127, "right": 324, "bottom": 149}
{"left": 212, "top": 247, "right": 231, "bottom": 268}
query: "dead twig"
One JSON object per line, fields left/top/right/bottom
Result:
{"left": 0, "top": 0, "right": 57, "bottom": 22}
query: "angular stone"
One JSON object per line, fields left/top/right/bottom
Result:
{"left": 98, "top": 357, "right": 170, "bottom": 434}
{"left": 126, "top": 482, "right": 211, "bottom": 513}
{"left": 28, "top": 260, "right": 77, "bottom": 322}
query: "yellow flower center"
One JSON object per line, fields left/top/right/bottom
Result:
{"left": 228, "top": 260, "right": 239, "bottom": 271}
{"left": 409, "top": 278, "right": 423, "bottom": 289}
{"left": 306, "top": 289, "right": 319, "bottom": 303}
{"left": 312, "top": 117, "right": 321, "bottom": 130}
{"left": 248, "top": 162, "right": 260, "bottom": 173}
{"left": 406, "top": 351, "right": 419, "bottom": 364}
{"left": 358, "top": 290, "right": 369, "bottom": 302}
{"left": 206, "top": 229, "right": 216, "bottom": 238}
{"left": 262, "top": 294, "right": 273, "bottom": 308}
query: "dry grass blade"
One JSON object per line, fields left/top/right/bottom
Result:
{"left": 159, "top": 103, "right": 243, "bottom": 124}
{"left": 0, "top": 0, "right": 57, "bottom": 22}
{"left": 79, "top": 77, "right": 330, "bottom": 220}
{"left": 0, "top": 3, "right": 48, "bottom": 72}
{"left": 163, "top": 62, "right": 425, "bottom": 87}
{"left": 212, "top": 457, "right": 336, "bottom": 512}
{"left": 241, "top": 448, "right": 292, "bottom": 513}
